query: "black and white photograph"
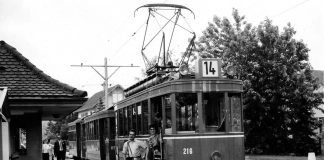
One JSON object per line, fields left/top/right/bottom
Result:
{"left": 0, "top": 0, "right": 323, "bottom": 160}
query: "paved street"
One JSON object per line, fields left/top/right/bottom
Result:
{"left": 245, "top": 155, "right": 324, "bottom": 160}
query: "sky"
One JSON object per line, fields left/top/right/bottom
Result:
{"left": 0, "top": 0, "right": 323, "bottom": 97}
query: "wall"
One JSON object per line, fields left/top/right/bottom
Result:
{"left": 2, "top": 121, "right": 9, "bottom": 160}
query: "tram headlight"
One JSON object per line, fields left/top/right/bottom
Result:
{"left": 210, "top": 151, "right": 222, "bottom": 160}
{"left": 179, "top": 64, "right": 189, "bottom": 75}
{"left": 225, "top": 65, "right": 236, "bottom": 76}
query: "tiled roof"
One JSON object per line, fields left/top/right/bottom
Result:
{"left": 76, "top": 90, "right": 104, "bottom": 112}
{"left": 75, "top": 84, "right": 122, "bottom": 112}
{"left": 0, "top": 41, "right": 87, "bottom": 97}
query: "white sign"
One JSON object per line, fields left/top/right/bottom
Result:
{"left": 201, "top": 60, "right": 219, "bottom": 77}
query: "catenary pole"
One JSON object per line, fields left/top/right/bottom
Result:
{"left": 104, "top": 57, "right": 108, "bottom": 109}
{"left": 71, "top": 57, "right": 139, "bottom": 109}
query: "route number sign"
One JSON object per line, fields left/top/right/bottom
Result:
{"left": 195, "top": 58, "right": 221, "bottom": 78}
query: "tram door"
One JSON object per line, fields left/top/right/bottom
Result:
{"left": 108, "top": 117, "right": 116, "bottom": 160}
{"left": 102, "top": 117, "right": 116, "bottom": 160}
{"left": 151, "top": 97, "right": 162, "bottom": 128}
{"left": 99, "top": 118, "right": 106, "bottom": 160}
{"left": 76, "top": 123, "right": 82, "bottom": 159}
{"left": 151, "top": 96, "right": 164, "bottom": 160}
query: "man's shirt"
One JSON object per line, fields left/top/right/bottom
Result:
{"left": 122, "top": 139, "right": 147, "bottom": 157}
{"left": 59, "top": 140, "right": 63, "bottom": 151}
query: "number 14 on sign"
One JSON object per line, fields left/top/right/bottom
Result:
{"left": 202, "top": 60, "right": 219, "bottom": 77}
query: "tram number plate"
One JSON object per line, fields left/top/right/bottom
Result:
{"left": 202, "top": 60, "right": 219, "bottom": 77}
{"left": 183, "top": 148, "right": 193, "bottom": 155}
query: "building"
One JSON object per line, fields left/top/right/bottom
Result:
{"left": 312, "top": 70, "right": 324, "bottom": 154}
{"left": 75, "top": 84, "right": 124, "bottom": 119}
{"left": 313, "top": 70, "right": 324, "bottom": 117}
{"left": 0, "top": 41, "right": 87, "bottom": 160}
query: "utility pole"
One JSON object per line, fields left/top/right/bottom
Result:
{"left": 71, "top": 57, "right": 139, "bottom": 109}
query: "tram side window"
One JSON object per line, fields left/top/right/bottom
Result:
{"left": 163, "top": 95, "right": 172, "bottom": 134}
{"left": 89, "top": 122, "right": 92, "bottom": 140}
{"left": 118, "top": 100, "right": 149, "bottom": 136}
{"left": 203, "top": 93, "right": 225, "bottom": 132}
{"left": 137, "top": 103, "right": 142, "bottom": 134}
{"left": 151, "top": 97, "right": 162, "bottom": 128}
{"left": 85, "top": 123, "right": 88, "bottom": 140}
{"left": 229, "top": 93, "right": 242, "bottom": 132}
{"left": 142, "top": 100, "right": 149, "bottom": 134}
{"left": 175, "top": 93, "right": 198, "bottom": 132}
{"left": 68, "top": 126, "right": 76, "bottom": 141}
{"left": 90, "top": 121, "right": 95, "bottom": 140}
{"left": 68, "top": 131, "right": 76, "bottom": 141}
{"left": 124, "top": 108, "right": 128, "bottom": 136}
{"left": 90, "top": 122, "right": 94, "bottom": 140}
{"left": 85, "top": 123, "right": 89, "bottom": 140}
{"left": 118, "top": 110, "right": 123, "bottom": 136}
{"left": 132, "top": 105, "right": 138, "bottom": 133}
{"left": 94, "top": 120, "right": 99, "bottom": 139}
{"left": 128, "top": 106, "right": 133, "bottom": 132}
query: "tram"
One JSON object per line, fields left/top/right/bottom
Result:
{"left": 67, "top": 3, "right": 244, "bottom": 160}
{"left": 115, "top": 4, "right": 244, "bottom": 159}
{"left": 68, "top": 108, "right": 116, "bottom": 160}
{"left": 76, "top": 108, "right": 116, "bottom": 160}
{"left": 115, "top": 58, "right": 244, "bottom": 160}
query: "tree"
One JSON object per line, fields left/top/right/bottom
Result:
{"left": 196, "top": 9, "right": 323, "bottom": 155}
{"left": 45, "top": 120, "right": 69, "bottom": 140}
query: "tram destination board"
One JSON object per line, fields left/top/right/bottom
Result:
{"left": 195, "top": 58, "right": 222, "bottom": 78}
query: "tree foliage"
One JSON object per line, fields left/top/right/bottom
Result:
{"left": 44, "top": 120, "right": 69, "bottom": 140}
{"left": 196, "top": 9, "right": 323, "bottom": 155}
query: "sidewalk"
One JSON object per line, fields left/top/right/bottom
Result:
{"left": 246, "top": 155, "right": 324, "bottom": 160}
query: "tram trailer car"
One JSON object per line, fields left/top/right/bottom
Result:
{"left": 115, "top": 58, "right": 244, "bottom": 160}
{"left": 81, "top": 109, "right": 116, "bottom": 160}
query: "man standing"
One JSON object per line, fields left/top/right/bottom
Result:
{"left": 54, "top": 136, "right": 67, "bottom": 160}
{"left": 122, "top": 129, "right": 148, "bottom": 160}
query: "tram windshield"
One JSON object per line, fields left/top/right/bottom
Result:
{"left": 203, "top": 92, "right": 225, "bottom": 132}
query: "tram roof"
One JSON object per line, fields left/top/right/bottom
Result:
{"left": 74, "top": 84, "right": 123, "bottom": 113}
{"left": 83, "top": 107, "right": 114, "bottom": 123}
{"left": 67, "top": 118, "right": 83, "bottom": 126}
